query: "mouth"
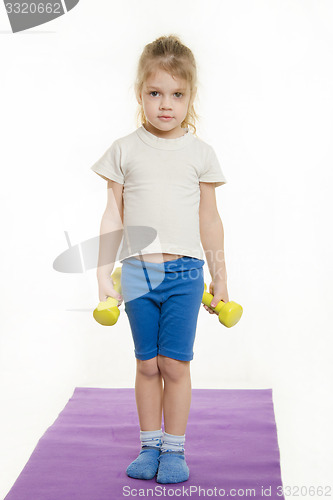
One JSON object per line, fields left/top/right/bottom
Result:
{"left": 158, "top": 116, "right": 173, "bottom": 121}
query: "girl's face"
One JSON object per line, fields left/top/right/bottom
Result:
{"left": 138, "top": 69, "right": 194, "bottom": 139}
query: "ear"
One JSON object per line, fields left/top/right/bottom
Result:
{"left": 136, "top": 90, "right": 142, "bottom": 106}
{"left": 190, "top": 87, "right": 197, "bottom": 105}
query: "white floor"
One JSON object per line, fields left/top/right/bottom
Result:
{"left": 1, "top": 292, "right": 332, "bottom": 500}
{"left": 1, "top": 379, "right": 332, "bottom": 500}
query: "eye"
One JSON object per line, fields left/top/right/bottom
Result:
{"left": 174, "top": 92, "right": 183, "bottom": 98}
{"left": 149, "top": 91, "right": 159, "bottom": 97}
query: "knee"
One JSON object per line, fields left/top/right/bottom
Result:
{"left": 157, "top": 355, "right": 190, "bottom": 382}
{"left": 136, "top": 357, "right": 160, "bottom": 378}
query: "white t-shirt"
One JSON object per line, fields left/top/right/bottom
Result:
{"left": 91, "top": 125, "right": 227, "bottom": 262}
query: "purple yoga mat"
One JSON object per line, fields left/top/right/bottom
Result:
{"left": 5, "top": 388, "right": 284, "bottom": 499}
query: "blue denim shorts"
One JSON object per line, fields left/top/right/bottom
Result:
{"left": 120, "top": 256, "right": 205, "bottom": 361}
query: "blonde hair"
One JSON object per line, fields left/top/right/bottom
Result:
{"left": 134, "top": 35, "right": 199, "bottom": 135}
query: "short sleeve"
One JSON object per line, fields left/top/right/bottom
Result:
{"left": 199, "top": 145, "right": 227, "bottom": 188}
{"left": 90, "top": 140, "right": 124, "bottom": 184}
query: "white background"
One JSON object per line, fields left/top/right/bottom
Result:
{"left": 0, "top": 0, "right": 332, "bottom": 498}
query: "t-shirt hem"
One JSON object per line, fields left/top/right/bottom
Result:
{"left": 119, "top": 247, "right": 204, "bottom": 262}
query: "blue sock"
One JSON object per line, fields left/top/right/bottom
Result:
{"left": 157, "top": 432, "right": 189, "bottom": 484}
{"left": 160, "top": 432, "right": 185, "bottom": 453}
{"left": 126, "top": 429, "right": 163, "bottom": 480}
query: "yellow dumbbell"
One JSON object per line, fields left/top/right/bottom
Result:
{"left": 93, "top": 267, "right": 122, "bottom": 326}
{"left": 202, "top": 283, "right": 243, "bottom": 327}
{"left": 93, "top": 269, "right": 243, "bottom": 328}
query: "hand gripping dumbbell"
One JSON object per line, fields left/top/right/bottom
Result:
{"left": 93, "top": 268, "right": 243, "bottom": 328}
{"left": 93, "top": 267, "right": 122, "bottom": 326}
{"left": 202, "top": 283, "right": 243, "bottom": 327}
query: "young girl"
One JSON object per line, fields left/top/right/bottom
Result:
{"left": 91, "top": 35, "right": 229, "bottom": 484}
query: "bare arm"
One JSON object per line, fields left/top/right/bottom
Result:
{"left": 96, "top": 178, "right": 124, "bottom": 301}
{"left": 199, "top": 182, "right": 229, "bottom": 308}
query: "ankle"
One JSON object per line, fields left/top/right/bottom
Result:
{"left": 161, "top": 432, "right": 185, "bottom": 454}
{"left": 140, "top": 429, "right": 163, "bottom": 449}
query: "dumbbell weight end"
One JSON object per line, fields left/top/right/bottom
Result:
{"left": 202, "top": 283, "right": 243, "bottom": 328}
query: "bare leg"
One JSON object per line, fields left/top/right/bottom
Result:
{"left": 135, "top": 357, "right": 164, "bottom": 431}
{"left": 157, "top": 355, "right": 191, "bottom": 435}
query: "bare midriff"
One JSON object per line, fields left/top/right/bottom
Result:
{"left": 132, "top": 253, "right": 185, "bottom": 263}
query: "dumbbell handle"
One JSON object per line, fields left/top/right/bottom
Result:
{"left": 202, "top": 290, "right": 225, "bottom": 314}
{"left": 95, "top": 267, "right": 122, "bottom": 312}
{"left": 93, "top": 267, "right": 122, "bottom": 326}
{"left": 202, "top": 283, "right": 243, "bottom": 327}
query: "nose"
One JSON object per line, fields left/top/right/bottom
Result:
{"left": 160, "top": 96, "right": 172, "bottom": 110}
